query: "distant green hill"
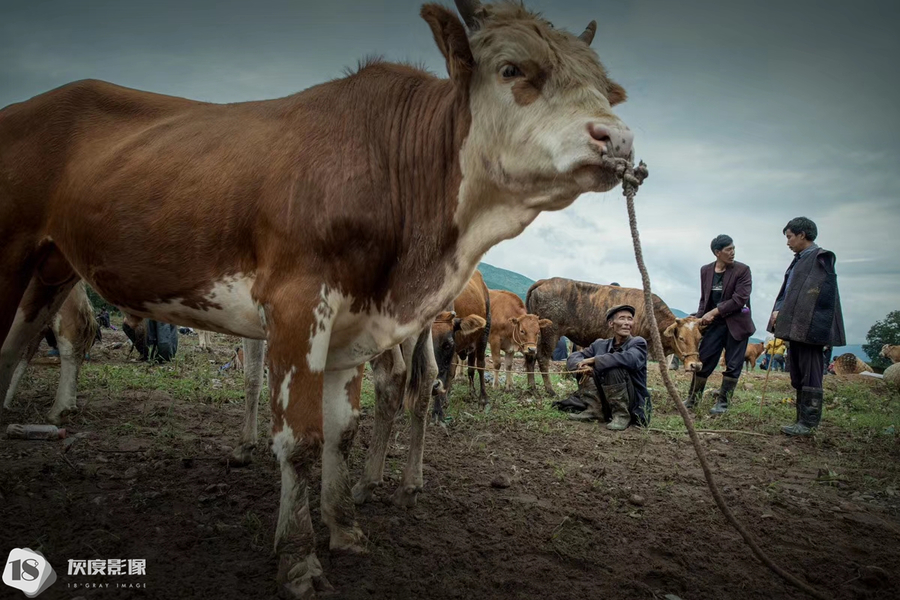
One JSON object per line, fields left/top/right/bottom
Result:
{"left": 478, "top": 262, "right": 536, "bottom": 301}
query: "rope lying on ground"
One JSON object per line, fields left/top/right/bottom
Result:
{"left": 607, "top": 156, "right": 830, "bottom": 600}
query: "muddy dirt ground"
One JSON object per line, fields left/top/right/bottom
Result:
{"left": 2, "top": 327, "right": 899, "bottom": 600}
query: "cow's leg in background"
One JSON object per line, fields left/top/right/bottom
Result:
{"left": 352, "top": 342, "right": 410, "bottom": 504}
{"left": 475, "top": 330, "right": 489, "bottom": 405}
{"left": 393, "top": 328, "right": 437, "bottom": 508}
{"left": 321, "top": 365, "right": 366, "bottom": 552}
{"left": 46, "top": 282, "right": 96, "bottom": 424}
{"left": 503, "top": 349, "right": 515, "bottom": 391}
{"left": 267, "top": 293, "right": 334, "bottom": 598}
{"left": 490, "top": 340, "right": 502, "bottom": 389}
{"left": 528, "top": 326, "right": 559, "bottom": 396}
{"left": 231, "top": 337, "right": 265, "bottom": 466}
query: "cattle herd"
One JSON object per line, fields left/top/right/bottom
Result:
{"left": 0, "top": 0, "right": 892, "bottom": 597}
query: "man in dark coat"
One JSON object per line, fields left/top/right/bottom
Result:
{"left": 769, "top": 216, "right": 845, "bottom": 436}
{"left": 566, "top": 305, "right": 651, "bottom": 431}
{"left": 685, "top": 235, "right": 756, "bottom": 415}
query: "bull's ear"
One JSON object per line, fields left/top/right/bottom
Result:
{"left": 538, "top": 319, "right": 553, "bottom": 328}
{"left": 607, "top": 81, "right": 627, "bottom": 106}
{"left": 509, "top": 317, "right": 519, "bottom": 326}
{"left": 421, "top": 4, "right": 475, "bottom": 86}
{"left": 663, "top": 322, "right": 677, "bottom": 338}
{"left": 452, "top": 317, "right": 463, "bottom": 332}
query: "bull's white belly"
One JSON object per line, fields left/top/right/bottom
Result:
{"left": 127, "top": 275, "right": 266, "bottom": 339}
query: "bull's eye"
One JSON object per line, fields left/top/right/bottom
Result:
{"left": 443, "top": 341, "right": 453, "bottom": 350}
{"left": 501, "top": 64, "right": 523, "bottom": 79}
{"left": 678, "top": 337, "right": 685, "bottom": 342}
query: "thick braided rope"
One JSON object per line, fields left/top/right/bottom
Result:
{"left": 611, "top": 157, "right": 830, "bottom": 600}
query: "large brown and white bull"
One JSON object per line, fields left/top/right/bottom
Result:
{"left": 488, "top": 289, "right": 550, "bottom": 390}
{"left": 525, "top": 278, "right": 703, "bottom": 395}
{"left": 0, "top": 1, "right": 634, "bottom": 596}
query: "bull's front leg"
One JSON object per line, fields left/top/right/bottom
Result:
{"left": 267, "top": 290, "right": 339, "bottom": 599}
{"left": 352, "top": 344, "right": 407, "bottom": 505}
{"left": 231, "top": 337, "right": 265, "bottom": 466}
{"left": 321, "top": 365, "right": 367, "bottom": 552}
{"left": 537, "top": 350, "right": 556, "bottom": 397}
{"left": 503, "top": 350, "right": 515, "bottom": 391}
{"left": 393, "top": 328, "right": 437, "bottom": 508}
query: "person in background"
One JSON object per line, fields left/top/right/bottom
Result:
{"left": 769, "top": 216, "right": 845, "bottom": 436}
{"left": 684, "top": 235, "right": 756, "bottom": 415}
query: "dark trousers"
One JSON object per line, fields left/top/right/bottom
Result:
{"left": 772, "top": 355, "right": 785, "bottom": 372}
{"left": 697, "top": 321, "right": 749, "bottom": 379}
{"left": 788, "top": 341, "right": 824, "bottom": 390}
{"left": 597, "top": 367, "right": 650, "bottom": 425}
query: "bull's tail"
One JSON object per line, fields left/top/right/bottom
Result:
{"left": 403, "top": 330, "right": 431, "bottom": 413}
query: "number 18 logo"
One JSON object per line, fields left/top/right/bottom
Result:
{"left": 3, "top": 549, "right": 57, "bottom": 598}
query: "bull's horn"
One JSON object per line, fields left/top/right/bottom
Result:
{"left": 579, "top": 20, "right": 597, "bottom": 45}
{"left": 454, "top": 0, "right": 482, "bottom": 30}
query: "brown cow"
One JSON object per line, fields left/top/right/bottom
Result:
{"left": 744, "top": 342, "right": 764, "bottom": 371}
{"left": 489, "top": 290, "right": 550, "bottom": 390}
{"left": 525, "top": 278, "right": 703, "bottom": 395}
{"left": 3, "top": 282, "right": 98, "bottom": 423}
{"left": 880, "top": 344, "right": 900, "bottom": 364}
{"left": 0, "top": 1, "right": 633, "bottom": 595}
{"left": 432, "top": 270, "right": 491, "bottom": 415}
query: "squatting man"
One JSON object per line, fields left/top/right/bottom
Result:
{"left": 566, "top": 305, "right": 651, "bottom": 431}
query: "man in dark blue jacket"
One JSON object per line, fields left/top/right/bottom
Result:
{"left": 566, "top": 305, "right": 650, "bottom": 431}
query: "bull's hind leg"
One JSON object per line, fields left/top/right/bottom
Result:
{"left": 266, "top": 288, "right": 339, "bottom": 598}
{"left": 1, "top": 260, "right": 78, "bottom": 421}
{"left": 231, "top": 337, "right": 265, "bottom": 466}
{"left": 321, "top": 365, "right": 366, "bottom": 552}
{"left": 393, "top": 328, "right": 438, "bottom": 508}
{"left": 46, "top": 282, "right": 95, "bottom": 424}
{"left": 352, "top": 343, "right": 409, "bottom": 504}
{"left": 2, "top": 330, "right": 44, "bottom": 409}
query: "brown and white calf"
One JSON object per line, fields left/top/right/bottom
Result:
{"left": 0, "top": 1, "right": 633, "bottom": 595}
{"left": 3, "top": 282, "right": 98, "bottom": 424}
{"left": 488, "top": 289, "right": 550, "bottom": 390}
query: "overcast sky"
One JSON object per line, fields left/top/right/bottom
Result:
{"left": 2, "top": 0, "right": 898, "bottom": 345}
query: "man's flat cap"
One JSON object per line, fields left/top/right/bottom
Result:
{"left": 606, "top": 304, "right": 636, "bottom": 321}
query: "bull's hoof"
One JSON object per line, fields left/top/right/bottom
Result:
{"left": 392, "top": 484, "right": 423, "bottom": 508}
{"left": 544, "top": 389, "right": 557, "bottom": 398}
{"left": 351, "top": 480, "right": 381, "bottom": 505}
{"left": 329, "top": 525, "right": 368, "bottom": 554}
{"left": 46, "top": 408, "right": 70, "bottom": 426}
{"left": 229, "top": 443, "right": 255, "bottom": 467}
{"left": 279, "top": 553, "right": 333, "bottom": 600}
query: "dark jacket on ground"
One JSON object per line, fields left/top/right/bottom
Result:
{"left": 770, "top": 246, "right": 845, "bottom": 346}
{"left": 694, "top": 260, "right": 756, "bottom": 341}
{"left": 566, "top": 336, "right": 649, "bottom": 403}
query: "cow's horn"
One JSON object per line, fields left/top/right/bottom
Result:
{"left": 579, "top": 20, "right": 597, "bottom": 45}
{"left": 454, "top": 0, "right": 482, "bottom": 30}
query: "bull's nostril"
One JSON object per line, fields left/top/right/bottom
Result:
{"left": 587, "top": 123, "right": 611, "bottom": 144}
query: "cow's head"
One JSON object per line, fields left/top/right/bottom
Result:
{"left": 663, "top": 317, "right": 704, "bottom": 372}
{"left": 431, "top": 310, "right": 487, "bottom": 398}
{"left": 421, "top": 1, "right": 633, "bottom": 207}
{"left": 509, "top": 314, "right": 552, "bottom": 357}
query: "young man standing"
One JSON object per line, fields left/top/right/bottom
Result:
{"left": 769, "top": 217, "right": 845, "bottom": 436}
{"left": 567, "top": 305, "right": 651, "bottom": 431}
{"left": 685, "top": 235, "right": 756, "bottom": 415}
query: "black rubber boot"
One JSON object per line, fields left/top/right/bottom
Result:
{"left": 782, "top": 387, "right": 824, "bottom": 436}
{"left": 709, "top": 376, "right": 738, "bottom": 415}
{"left": 603, "top": 382, "right": 631, "bottom": 431}
{"left": 685, "top": 374, "right": 707, "bottom": 410}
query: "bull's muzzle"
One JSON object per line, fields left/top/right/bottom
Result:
{"left": 432, "top": 380, "right": 446, "bottom": 396}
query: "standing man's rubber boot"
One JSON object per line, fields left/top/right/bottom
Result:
{"left": 684, "top": 374, "right": 707, "bottom": 410}
{"left": 709, "top": 376, "right": 738, "bottom": 415}
{"left": 603, "top": 382, "right": 631, "bottom": 431}
{"left": 782, "top": 387, "right": 824, "bottom": 436}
